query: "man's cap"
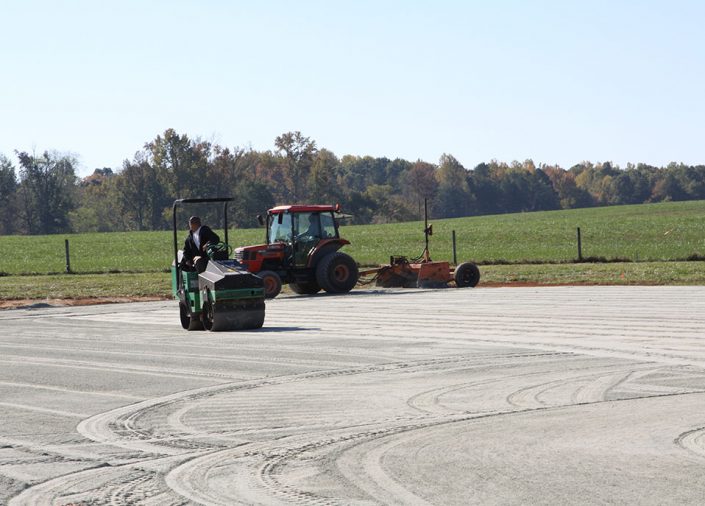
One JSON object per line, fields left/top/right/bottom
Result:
{"left": 189, "top": 216, "right": 201, "bottom": 224}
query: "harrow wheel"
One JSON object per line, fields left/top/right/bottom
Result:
{"left": 454, "top": 262, "right": 480, "bottom": 288}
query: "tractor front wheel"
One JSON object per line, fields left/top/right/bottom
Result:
{"left": 454, "top": 262, "right": 480, "bottom": 288}
{"left": 258, "top": 270, "right": 282, "bottom": 299}
{"left": 316, "top": 252, "right": 358, "bottom": 294}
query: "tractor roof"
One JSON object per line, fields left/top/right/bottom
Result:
{"left": 269, "top": 204, "right": 340, "bottom": 214}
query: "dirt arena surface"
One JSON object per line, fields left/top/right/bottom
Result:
{"left": 2, "top": 286, "right": 705, "bottom": 505}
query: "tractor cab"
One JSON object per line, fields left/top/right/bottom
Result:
{"left": 235, "top": 204, "right": 358, "bottom": 298}
{"left": 267, "top": 206, "right": 340, "bottom": 267}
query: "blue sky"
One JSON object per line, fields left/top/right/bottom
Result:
{"left": 2, "top": 0, "right": 704, "bottom": 176}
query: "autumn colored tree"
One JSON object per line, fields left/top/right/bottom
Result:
{"left": 6, "top": 129, "right": 705, "bottom": 236}
{"left": 434, "top": 154, "right": 473, "bottom": 218}
{"left": 70, "top": 169, "right": 123, "bottom": 232}
{"left": 114, "top": 155, "right": 168, "bottom": 230}
{"left": 16, "top": 150, "right": 77, "bottom": 234}
{"left": 308, "top": 148, "right": 342, "bottom": 203}
{"left": 543, "top": 165, "right": 593, "bottom": 209}
{"left": 274, "top": 131, "right": 317, "bottom": 202}
{"left": 404, "top": 160, "right": 438, "bottom": 218}
{"left": 0, "top": 155, "right": 18, "bottom": 234}
{"left": 145, "top": 129, "right": 211, "bottom": 200}
{"left": 231, "top": 181, "right": 276, "bottom": 229}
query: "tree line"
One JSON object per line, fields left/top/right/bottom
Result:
{"left": 1, "top": 128, "right": 705, "bottom": 235}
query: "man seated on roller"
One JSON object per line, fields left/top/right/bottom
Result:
{"left": 182, "top": 216, "right": 219, "bottom": 273}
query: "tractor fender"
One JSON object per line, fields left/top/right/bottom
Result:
{"left": 307, "top": 239, "right": 350, "bottom": 268}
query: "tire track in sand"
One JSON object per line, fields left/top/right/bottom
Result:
{"left": 18, "top": 353, "right": 705, "bottom": 503}
{"left": 18, "top": 356, "right": 492, "bottom": 503}
{"left": 675, "top": 426, "right": 705, "bottom": 460}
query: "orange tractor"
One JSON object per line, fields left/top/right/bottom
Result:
{"left": 234, "top": 205, "right": 358, "bottom": 298}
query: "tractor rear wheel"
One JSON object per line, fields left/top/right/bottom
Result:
{"left": 289, "top": 280, "right": 321, "bottom": 295}
{"left": 180, "top": 302, "right": 203, "bottom": 330}
{"left": 315, "top": 252, "right": 358, "bottom": 294}
{"left": 454, "top": 262, "right": 480, "bottom": 288}
{"left": 258, "top": 270, "right": 282, "bottom": 299}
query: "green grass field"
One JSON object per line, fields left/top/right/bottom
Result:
{"left": 1, "top": 201, "right": 704, "bottom": 300}
{"left": 346, "top": 200, "right": 705, "bottom": 266}
{"left": 2, "top": 262, "right": 703, "bottom": 302}
{"left": 2, "top": 200, "right": 704, "bottom": 275}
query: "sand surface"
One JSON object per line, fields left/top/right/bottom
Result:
{"left": 2, "top": 286, "right": 705, "bottom": 505}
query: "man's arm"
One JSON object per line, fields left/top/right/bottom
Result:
{"left": 182, "top": 235, "right": 195, "bottom": 264}
{"left": 200, "top": 226, "right": 220, "bottom": 251}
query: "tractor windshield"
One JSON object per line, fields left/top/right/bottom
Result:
{"left": 293, "top": 212, "right": 321, "bottom": 239}
{"left": 294, "top": 212, "right": 338, "bottom": 240}
{"left": 320, "top": 212, "right": 337, "bottom": 238}
{"left": 269, "top": 212, "right": 293, "bottom": 243}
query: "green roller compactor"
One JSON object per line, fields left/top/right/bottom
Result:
{"left": 171, "top": 198, "right": 266, "bottom": 331}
